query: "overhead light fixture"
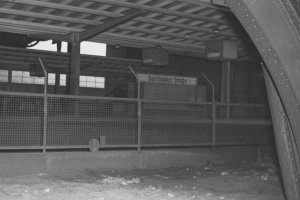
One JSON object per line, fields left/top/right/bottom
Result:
{"left": 205, "top": 39, "right": 237, "bottom": 60}
{"left": 142, "top": 45, "right": 169, "bottom": 66}
{"left": 212, "top": 26, "right": 221, "bottom": 33}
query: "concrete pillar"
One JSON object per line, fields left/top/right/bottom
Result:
{"left": 68, "top": 32, "right": 81, "bottom": 96}
{"left": 220, "top": 60, "right": 231, "bottom": 118}
{"left": 54, "top": 72, "right": 60, "bottom": 94}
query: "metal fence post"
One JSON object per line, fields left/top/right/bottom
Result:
{"left": 43, "top": 91, "right": 48, "bottom": 153}
{"left": 137, "top": 79, "right": 142, "bottom": 151}
{"left": 38, "top": 57, "right": 48, "bottom": 153}
{"left": 212, "top": 101, "right": 216, "bottom": 149}
{"left": 201, "top": 74, "right": 216, "bottom": 149}
{"left": 129, "top": 67, "right": 142, "bottom": 151}
{"left": 137, "top": 99, "right": 142, "bottom": 151}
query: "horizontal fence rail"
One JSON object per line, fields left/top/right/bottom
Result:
{"left": 0, "top": 92, "right": 272, "bottom": 151}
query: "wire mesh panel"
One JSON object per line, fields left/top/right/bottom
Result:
{"left": 216, "top": 103, "right": 270, "bottom": 119}
{"left": 141, "top": 100, "right": 212, "bottom": 146}
{"left": 215, "top": 123, "right": 273, "bottom": 145}
{"left": 215, "top": 103, "right": 272, "bottom": 145}
{"left": 47, "top": 95, "right": 138, "bottom": 147}
{"left": 0, "top": 93, "right": 43, "bottom": 147}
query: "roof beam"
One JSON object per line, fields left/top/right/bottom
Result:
{"left": 28, "top": 10, "right": 144, "bottom": 42}
{"left": 2, "top": 0, "right": 120, "bottom": 18}
{"left": 96, "top": 32, "right": 205, "bottom": 51}
{"left": 28, "top": 33, "right": 71, "bottom": 42}
{"left": 115, "top": 25, "right": 209, "bottom": 42}
{"left": 134, "top": 17, "right": 237, "bottom": 37}
{"left": 175, "top": 0, "right": 230, "bottom": 11}
{"left": 89, "top": 0, "right": 230, "bottom": 25}
{"left": 0, "top": 8, "right": 96, "bottom": 26}
{"left": 0, "top": 8, "right": 236, "bottom": 38}
{"left": 79, "top": 9, "right": 145, "bottom": 41}
{"left": 0, "top": 18, "right": 80, "bottom": 33}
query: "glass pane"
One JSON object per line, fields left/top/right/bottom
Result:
{"left": 12, "top": 77, "right": 22, "bottom": 83}
{"left": 96, "top": 77, "right": 105, "bottom": 83}
{"left": 86, "top": 82, "right": 95, "bottom": 88}
{"left": 12, "top": 71, "right": 22, "bottom": 77}
{"left": 23, "top": 71, "right": 30, "bottom": 78}
{"left": 80, "top": 81, "right": 86, "bottom": 87}
{"left": 0, "top": 70, "right": 8, "bottom": 82}
{"left": 23, "top": 77, "right": 33, "bottom": 84}
{"left": 80, "top": 75, "right": 87, "bottom": 82}
{"left": 48, "top": 78, "right": 55, "bottom": 85}
{"left": 0, "top": 70, "right": 8, "bottom": 76}
{"left": 96, "top": 82, "right": 104, "bottom": 88}
{"left": 87, "top": 76, "right": 95, "bottom": 82}
{"left": 34, "top": 78, "right": 44, "bottom": 85}
{"left": 60, "top": 74, "right": 66, "bottom": 80}
{"left": 48, "top": 73, "right": 56, "bottom": 80}
{"left": 60, "top": 74, "right": 66, "bottom": 86}
{"left": 0, "top": 76, "right": 8, "bottom": 82}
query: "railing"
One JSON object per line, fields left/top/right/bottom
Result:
{"left": 0, "top": 91, "right": 272, "bottom": 152}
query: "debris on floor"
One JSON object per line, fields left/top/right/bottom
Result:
{"left": 0, "top": 161, "right": 284, "bottom": 200}
{"left": 100, "top": 176, "right": 140, "bottom": 185}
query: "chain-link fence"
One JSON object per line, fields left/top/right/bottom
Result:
{"left": 46, "top": 95, "right": 138, "bottom": 148}
{"left": 0, "top": 91, "right": 272, "bottom": 151}
{"left": 141, "top": 100, "right": 212, "bottom": 146}
{"left": 0, "top": 92, "right": 43, "bottom": 149}
{"left": 216, "top": 103, "right": 270, "bottom": 119}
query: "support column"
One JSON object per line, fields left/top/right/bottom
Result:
{"left": 68, "top": 32, "right": 81, "bottom": 96}
{"left": 263, "top": 67, "right": 300, "bottom": 200}
{"left": 220, "top": 60, "right": 231, "bottom": 118}
{"left": 227, "top": 1, "right": 300, "bottom": 199}
{"left": 54, "top": 72, "right": 60, "bottom": 94}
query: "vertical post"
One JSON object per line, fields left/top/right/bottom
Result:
{"left": 8, "top": 70, "right": 12, "bottom": 91}
{"left": 137, "top": 80, "right": 142, "bottom": 151}
{"left": 221, "top": 60, "right": 231, "bottom": 119}
{"left": 202, "top": 74, "right": 216, "bottom": 149}
{"left": 68, "top": 32, "right": 81, "bottom": 96}
{"left": 3, "top": 70, "right": 12, "bottom": 114}
{"left": 54, "top": 72, "right": 60, "bottom": 94}
{"left": 129, "top": 67, "right": 142, "bottom": 151}
{"left": 211, "top": 87, "right": 216, "bottom": 149}
{"left": 68, "top": 32, "right": 81, "bottom": 116}
{"left": 38, "top": 57, "right": 48, "bottom": 153}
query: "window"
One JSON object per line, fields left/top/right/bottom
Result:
{"left": 80, "top": 75, "right": 105, "bottom": 88}
{"left": 48, "top": 73, "right": 56, "bottom": 85}
{"left": 58, "top": 74, "right": 105, "bottom": 88}
{"left": 0, "top": 70, "right": 8, "bottom": 82}
{"left": 60, "top": 74, "right": 66, "bottom": 86}
{"left": 11, "top": 70, "right": 56, "bottom": 85}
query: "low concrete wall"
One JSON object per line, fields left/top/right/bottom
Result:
{"left": 0, "top": 146, "right": 260, "bottom": 177}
